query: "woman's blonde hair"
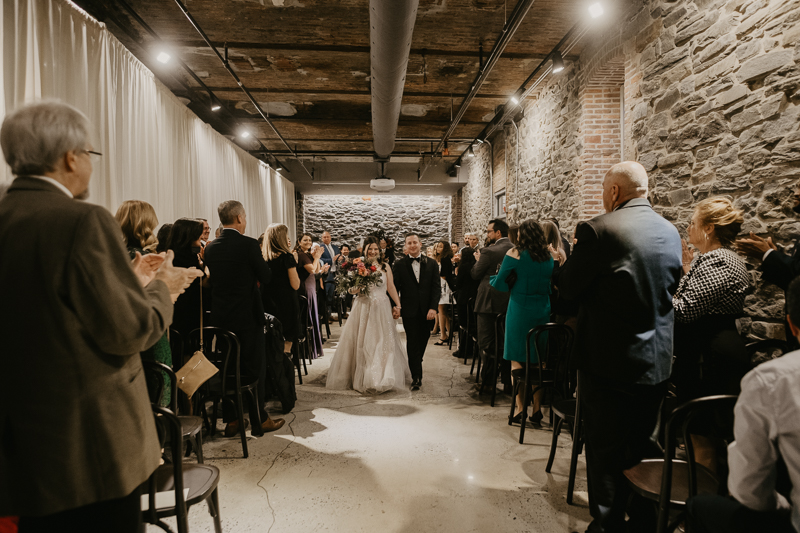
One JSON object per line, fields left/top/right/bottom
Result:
{"left": 263, "top": 223, "right": 292, "bottom": 261}
{"left": 540, "top": 220, "right": 563, "bottom": 254}
{"left": 115, "top": 200, "right": 158, "bottom": 252}
{"left": 695, "top": 196, "right": 744, "bottom": 247}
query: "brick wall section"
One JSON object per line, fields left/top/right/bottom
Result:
{"left": 579, "top": 58, "right": 625, "bottom": 219}
{"left": 459, "top": 0, "right": 800, "bottom": 340}
{"left": 451, "top": 189, "right": 463, "bottom": 244}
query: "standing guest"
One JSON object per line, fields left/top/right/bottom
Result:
{"left": 454, "top": 233, "right": 481, "bottom": 358}
{"left": 115, "top": 200, "right": 172, "bottom": 405}
{"left": 262, "top": 224, "right": 301, "bottom": 354}
{"left": 548, "top": 217, "right": 572, "bottom": 259}
{"left": 541, "top": 220, "right": 575, "bottom": 327}
{"left": 451, "top": 242, "right": 460, "bottom": 256}
{"left": 686, "top": 277, "right": 800, "bottom": 533}
{"left": 337, "top": 244, "right": 351, "bottom": 268}
{"left": 214, "top": 224, "right": 223, "bottom": 239}
{"left": 557, "top": 161, "right": 682, "bottom": 533}
{"left": 472, "top": 219, "right": 514, "bottom": 393}
{"left": 393, "top": 233, "right": 441, "bottom": 390}
{"left": 465, "top": 232, "right": 480, "bottom": 250}
{"left": 490, "top": 220, "right": 554, "bottom": 425}
{"left": 203, "top": 200, "right": 285, "bottom": 436}
{"left": 338, "top": 244, "right": 352, "bottom": 316}
{"left": 295, "top": 233, "right": 325, "bottom": 358}
{"left": 433, "top": 240, "right": 455, "bottom": 346}
{"left": 156, "top": 223, "right": 173, "bottom": 253}
{"left": 508, "top": 224, "right": 519, "bottom": 246}
{"left": 737, "top": 185, "right": 800, "bottom": 347}
{"left": 167, "top": 218, "right": 206, "bottom": 342}
{"left": 382, "top": 236, "right": 397, "bottom": 265}
{"left": 320, "top": 231, "right": 340, "bottom": 318}
{"left": 198, "top": 218, "right": 210, "bottom": 246}
{"left": 0, "top": 100, "right": 199, "bottom": 532}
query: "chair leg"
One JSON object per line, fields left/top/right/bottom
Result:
{"left": 508, "top": 379, "right": 520, "bottom": 425}
{"left": 469, "top": 340, "right": 477, "bottom": 373}
{"left": 195, "top": 430, "right": 204, "bottom": 464}
{"left": 475, "top": 349, "right": 482, "bottom": 382}
{"left": 292, "top": 346, "right": 303, "bottom": 384}
{"left": 519, "top": 384, "right": 531, "bottom": 445}
{"left": 211, "top": 399, "right": 219, "bottom": 437}
{"left": 236, "top": 391, "right": 249, "bottom": 459}
{"left": 567, "top": 415, "right": 583, "bottom": 505}
{"left": 490, "top": 356, "right": 499, "bottom": 407}
{"left": 209, "top": 487, "right": 222, "bottom": 533}
{"left": 545, "top": 415, "right": 563, "bottom": 473}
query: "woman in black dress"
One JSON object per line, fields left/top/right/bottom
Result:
{"left": 167, "top": 218, "right": 206, "bottom": 342}
{"left": 261, "top": 223, "right": 301, "bottom": 353}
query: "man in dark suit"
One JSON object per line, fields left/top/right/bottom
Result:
{"left": 0, "top": 101, "right": 200, "bottom": 532}
{"left": 320, "top": 230, "right": 340, "bottom": 317}
{"left": 472, "top": 219, "right": 514, "bottom": 390}
{"left": 737, "top": 186, "right": 800, "bottom": 347}
{"left": 453, "top": 232, "right": 481, "bottom": 358}
{"left": 393, "top": 233, "right": 441, "bottom": 390}
{"left": 558, "top": 161, "right": 682, "bottom": 533}
{"left": 203, "top": 200, "right": 285, "bottom": 436}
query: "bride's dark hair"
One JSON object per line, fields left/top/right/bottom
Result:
{"left": 362, "top": 236, "right": 387, "bottom": 271}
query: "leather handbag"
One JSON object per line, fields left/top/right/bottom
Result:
{"left": 175, "top": 278, "right": 218, "bottom": 398}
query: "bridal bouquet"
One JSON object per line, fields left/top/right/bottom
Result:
{"left": 335, "top": 258, "right": 382, "bottom": 297}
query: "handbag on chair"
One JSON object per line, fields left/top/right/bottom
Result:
{"left": 175, "top": 278, "right": 218, "bottom": 398}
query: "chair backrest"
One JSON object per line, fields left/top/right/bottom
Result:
{"left": 527, "top": 324, "right": 574, "bottom": 394}
{"left": 145, "top": 405, "right": 188, "bottom": 531}
{"left": 168, "top": 328, "right": 184, "bottom": 365}
{"left": 142, "top": 360, "right": 179, "bottom": 413}
{"left": 188, "top": 327, "right": 242, "bottom": 396}
{"left": 657, "top": 395, "right": 738, "bottom": 533}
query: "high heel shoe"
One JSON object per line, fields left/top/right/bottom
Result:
{"left": 509, "top": 413, "right": 522, "bottom": 424}
{"left": 529, "top": 410, "right": 543, "bottom": 426}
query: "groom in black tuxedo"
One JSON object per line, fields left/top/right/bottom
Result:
{"left": 392, "top": 233, "right": 441, "bottom": 390}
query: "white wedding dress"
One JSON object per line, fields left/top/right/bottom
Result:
{"left": 326, "top": 269, "right": 411, "bottom": 393}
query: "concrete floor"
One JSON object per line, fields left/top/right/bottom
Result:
{"left": 151, "top": 322, "right": 591, "bottom": 533}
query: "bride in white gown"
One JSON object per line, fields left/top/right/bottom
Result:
{"left": 326, "top": 237, "right": 411, "bottom": 393}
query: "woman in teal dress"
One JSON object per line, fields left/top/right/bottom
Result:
{"left": 491, "top": 219, "right": 555, "bottom": 424}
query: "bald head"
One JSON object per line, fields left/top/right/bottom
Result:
{"left": 602, "top": 161, "right": 649, "bottom": 213}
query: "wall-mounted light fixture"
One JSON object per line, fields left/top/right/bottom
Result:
{"left": 468, "top": 146, "right": 475, "bottom": 158}
{"left": 551, "top": 51, "right": 565, "bottom": 73}
{"left": 588, "top": 2, "right": 604, "bottom": 19}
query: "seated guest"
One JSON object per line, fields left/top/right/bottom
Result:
{"left": 115, "top": 200, "right": 172, "bottom": 405}
{"left": 0, "top": 100, "right": 198, "bottom": 531}
{"left": 295, "top": 233, "right": 325, "bottom": 358}
{"left": 262, "top": 224, "right": 301, "bottom": 354}
{"left": 156, "top": 223, "right": 173, "bottom": 253}
{"left": 167, "top": 218, "right": 206, "bottom": 342}
{"left": 204, "top": 200, "right": 284, "bottom": 436}
{"left": 686, "top": 275, "right": 800, "bottom": 533}
{"left": 490, "top": 220, "right": 554, "bottom": 424}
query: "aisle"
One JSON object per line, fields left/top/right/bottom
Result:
{"left": 170, "top": 323, "right": 591, "bottom": 533}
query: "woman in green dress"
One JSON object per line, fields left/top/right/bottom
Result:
{"left": 491, "top": 219, "right": 555, "bottom": 424}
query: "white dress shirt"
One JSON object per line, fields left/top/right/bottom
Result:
{"left": 409, "top": 253, "right": 421, "bottom": 282}
{"left": 728, "top": 350, "right": 800, "bottom": 531}
{"left": 29, "top": 175, "right": 73, "bottom": 198}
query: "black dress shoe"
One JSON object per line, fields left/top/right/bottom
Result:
{"left": 411, "top": 378, "right": 421, "bottom": 391}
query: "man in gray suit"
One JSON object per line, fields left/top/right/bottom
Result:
{"left": 0, "top": 101, "right": 200, "bottom": 532}
{"left": 471, "top": 218, "right": 514, "bottom": 391}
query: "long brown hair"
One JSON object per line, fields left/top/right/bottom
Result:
{"left": 115, "top": 200, "right": 158, "bottom": 252}
{"left": 434, "top": 240, "right": 454, "bottom": 262}
{"left": 515, "top": 219, "right": 550, "bottom": 262}
{"left": 294, "top": 233, "right": 313, "bottom": 254}
{"left": 363, "top": 236, "right": 387, "bottom": 270}
{"left": 264, "top": 223, "right": 292, "bottom": 260}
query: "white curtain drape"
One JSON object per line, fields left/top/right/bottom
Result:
{"left": 1, "top": 0, "right": 296, "bottom": 240}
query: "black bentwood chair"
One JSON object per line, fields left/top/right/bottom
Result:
{"left": 142, "top": 405, "right": 222, "bottom": 533}
{"left": 623, "top": 395, "right": 738, "bottom": 533}
{"left": 142, "top": 361, "right": 205, "bottom": 463}
{"left": 545, "top": 371, "right": 583, "bottom": 504}
{"left": 189, "top": 327, "right": 261, "bottom": 459}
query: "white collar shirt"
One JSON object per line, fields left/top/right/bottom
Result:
{"left": 728, "top": 350, "right": 800, "bottom": 532}
{"left": 409, "top": 253, "right": 422, "bottom": 282}
{"left": 28, "top": 175, "right": 73, "bottom": 198}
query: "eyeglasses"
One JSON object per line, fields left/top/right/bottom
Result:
{"left": 82, "top": 149, "right": 103, "bottom": 159}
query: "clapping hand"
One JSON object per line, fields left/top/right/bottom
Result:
{"left": 548, "top": 244, "right": 566, "bottom": 265}
{"left": 322, "top": 263, "right": 331, "bottom": 273}
{"left": 132, "top": 251, "right": 165, "bottom": 287}
{"left": 736, "top": 232, "right": 777, "bottom": 259}
{"left": 473, "top": 249, "right": 481, "bottom": 262}
{"left": 453, "top": 253, "right": 461, "bottom": 263}
{"left": 681, "top": 239, "right": 695, "bottom": 274}
{"left": 312, "top": 246, "right": 324, "bottom": 260}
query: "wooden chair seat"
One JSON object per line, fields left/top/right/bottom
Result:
{"left": 149, "top": 463, "right": 220, "bottom": 515}
{"left": 624, "top": 459, "right": 718, "bottom": 506}
{"left": 180, "top": 416, "right": 203, "bottom": 439}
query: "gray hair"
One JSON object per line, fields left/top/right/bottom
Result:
{"left": 1, "top": 100, "right": 91, "bottom": 176}
{"left": 218, "top": 200, "right": 245, "bottom": 225}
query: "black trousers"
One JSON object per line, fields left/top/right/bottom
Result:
{"left": 223, "top": 325, "right": 268, "bottom": 423}
{"left": 403, "top": 312, "right": 433, "bottom": 380}
{"left": 580, "top": 371, "right": 666, "bottom": 533}
{"left": 686, "top": 494, "right": 794, "bottom": 533}
{"left": 19, "top": 487, "right": 142, "bottom": 533}
{"left": 476, "top": 312, "right": 510, "bottom": 386}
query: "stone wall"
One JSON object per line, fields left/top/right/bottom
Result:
{"left": 461, "top": 141, "right": 493, "bottom": 238}
{"left": 300, "top": 194, "right": 452, "bottom": 252}
{"left": 459, "top": 0, "right": 800, "bottom": 339}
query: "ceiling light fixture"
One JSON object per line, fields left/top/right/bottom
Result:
{"left": 510, "top": 90, "right": 522, "bottom": 105}
{"left": 551, "top": 52, "right": 565, "bottom": 73}
{"left": 240, "top": 130, "right": 250, "bottom": 139}
{"left": 588, "top": 2, "right": 604, "bottom": 19}
{"left": 210, "top": 97, "right": 221, "bottom": 111}
{"left": 156, "top": 51, "right": 171, "bottom": 64}
{"left": 468, "top": 146, "right": 475, "bottom": 158}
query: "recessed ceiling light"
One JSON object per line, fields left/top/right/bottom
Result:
{"left": 156, "top": 52, "right": 171, "bottom": 64}
{"left": 588, "top": 2, "right": 604, "bottom": 18}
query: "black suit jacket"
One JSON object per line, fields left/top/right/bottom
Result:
{"left": 204, "top": 228, "right": 272, "bottom": 330}
{"left": 471, "top": 237, "right": 514, "bottom": 314}
{"left": 557, "top": 198, "right": 682, "bottom": 385}
{"left": 392, "top": 255, "right": 441, "bottom": 318}
{"left": 455, "top": 246, "right": 480, "bottom": 303}
{"left": 761, "top": 245, "right": 800, "bottom": 291}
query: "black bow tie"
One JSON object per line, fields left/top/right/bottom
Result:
{"left": 410, "top": 256, "right": 421, "bottom": 263}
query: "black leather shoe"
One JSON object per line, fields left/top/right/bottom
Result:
{"left": 411, "top": 378, "right": 421, "bottom": 391}
{"left": 529, "top": 411, "right": 544, "bottom": 426}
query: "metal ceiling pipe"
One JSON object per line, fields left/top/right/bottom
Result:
{"left": 370, "top": 0, "right": 420, "bottom": 159}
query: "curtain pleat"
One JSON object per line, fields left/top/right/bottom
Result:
{"left": 1, "top": 0, "right": 296, "bottom": 240}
